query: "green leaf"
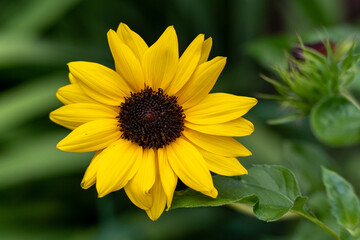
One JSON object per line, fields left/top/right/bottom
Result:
{"left": 171, "top": 165, "right": 306, "bottom": 222}
{"left": 322, "top": 167, "right": 360, "bottom": 231}
{"left": 310, "top": 95, "right": 360, "bottom": 146}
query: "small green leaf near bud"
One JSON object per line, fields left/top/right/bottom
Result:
{"left": 310, "top": 95, "right": 360, "bottom": 146}
{"left": 322, "top": 167, "right": 360, "bottom": 231}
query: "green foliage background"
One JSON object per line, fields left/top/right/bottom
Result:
{"left": 0, "top": 0, "right": 359, "bottom": 239}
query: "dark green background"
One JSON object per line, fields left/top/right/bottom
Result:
{"left": 0, "top": 0, "right": 359, "bottom": 239}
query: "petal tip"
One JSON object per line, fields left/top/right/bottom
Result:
{"left": 80, "top": 180, "right": 91, "bottom": 189}
{"left": 201, "top": 187, "right": 218, "bottom": 199}
{"left": 146, "top": 210, "right": 161, "bottom": 221}
{"left": 251, "top": 98, "right": 258, "bottom": 107}
{"left": 97, "top": 190, "right": 107, "bottom": 198}
{"left": 67, "top": 61, "right": 86, "bottom": 69}
{"left": 49, "top": 110, "right": 55, "bottom": 119}
{"left": 56, "top": 141, "right": 65, "bottom": 150}
{"left": 241, "top": 147, "right": 252, "bottom": 157}
{"left": 208, "top": 188, "right": 218, "bottom": 198}
{"left": 67, "top": 62, "right": 80, "bottom": 72}
{"left": 117, "top": 22, "right": 129, "bottom": 31}
{"left": 67, "top": 61, "right": 76, "bottom": 67}
{"left": 210, "top": 56, "right": 227, "bottom": 66}
{"left": 163, "top": 25, "right": 176, "bottom": 36}
{"left": 107, "top": 29, "right": 117, "bottom": 35}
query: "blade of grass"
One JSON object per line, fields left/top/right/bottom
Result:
{"left": 0, "top": 74, "right": 66, "bottom": 135}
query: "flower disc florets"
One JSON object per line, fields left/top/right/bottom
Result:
{"left": 118, "top": 86, "right": 185, "bottom": 149}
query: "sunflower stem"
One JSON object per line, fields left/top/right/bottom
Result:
{"left": 292, "top": 209, "right": 339, "bottom": 240}
{"left": 230, "top": 203, "right": 339, "bottom": 239}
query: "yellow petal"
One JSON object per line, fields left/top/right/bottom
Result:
{"left": 81, "top": 150, "right": 103, "bottom": 189}
{"left": 117, "top": 23, "right": 148, "bottom": 61}
{"left": 107, "top": 30, "right": 145, "bottom": 92}
{"left": 198, "top": 148, "right": 248, "bottom": 176}
{"left": 166, "top": 137, "right": 216, "bottom": 196}
{"left": 185, "top": 93, "right": 257, "bottom": 125}
{"left": 183, "top": 128, "right": 251, "bottom": 157}
{"left": 96, "top": 139, "right": 143, "bottom": 197}
{"left": 157, "top": 147, "right": 177, "bottom": 210}
{"left": 57, "top": 119, "right": 120, "bottom": 152}
{"left": 68, "top": 61, "right": 130, "bottom": 106}
{"left": 201, "top": 188, "right": 218, "bottom": 199}
{"left": 176, "top": 57, "right": 226, "bottom": 109}
{"left": 146, "top": 163, "right": 167, "bottom": 221}
{"left": 124, "top": 148, "right": 156, "bottom": 210}
{"left": 199, "top": 37, "right": 212, "bottom": 64}
{"left": 142, "top": 26, "right": 178, "bottom": 90}
{"left": 50, "top": 103, "right": 118, "bottom": 130}
{"left": 185, "top": 117, "right": 254, "bottom": 137}
{"left": 166, "top": 34, "right": 204, "bottom": 96}
{"left": 56, "top": 84, "right": 96, "bottom": 105}
{"left": 68, "top": 73, "right": 77, "bottom": 84}
{"left": 124, "top": 182, "right": 152, "bottom": 210}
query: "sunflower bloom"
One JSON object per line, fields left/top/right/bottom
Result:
{"left": 50, "top": 23, "right": 257, "bottom": 220}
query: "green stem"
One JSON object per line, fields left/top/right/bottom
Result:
{"left": 292, "top": 210, "right": 339, "bottom": 240}
{"left": 229, "top": 203, "right": 339, "bottom": 239}
{"left": 341, "top": 90, "right": 360, "bottom": 110}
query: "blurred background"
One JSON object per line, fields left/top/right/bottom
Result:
{"left": 0, "top": 0, "right": 360, "bottom": 239}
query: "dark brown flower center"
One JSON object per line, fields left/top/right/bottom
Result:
{"left": 118, "top": 86, "right": 185, "bottom": 149}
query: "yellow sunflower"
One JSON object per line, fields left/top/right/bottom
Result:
{"left": 50, "top": 23, "right": 257, "bottom": 221}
